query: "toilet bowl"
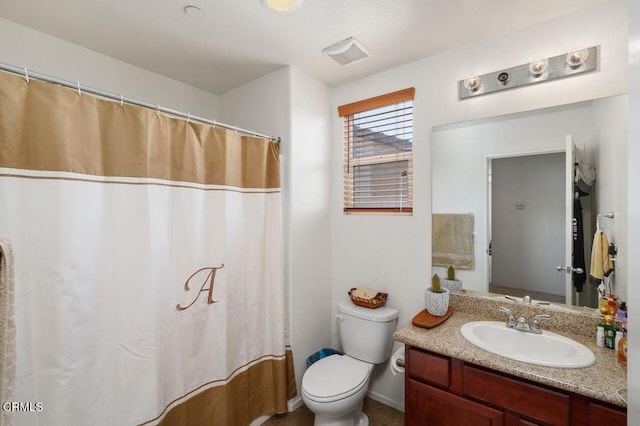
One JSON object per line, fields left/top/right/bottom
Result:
{"left": 301, "top": 354, "right": 373, "bottom": 425}
{"left": 301, "top": 301, "right": 399, "bottom": 426}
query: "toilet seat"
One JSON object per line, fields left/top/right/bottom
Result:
{"left": 302, "top": 355, "right": 371, "bottom": 403}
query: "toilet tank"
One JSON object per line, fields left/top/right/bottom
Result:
{"left": 337, "top": 300, "right": 399, "bottom": 364}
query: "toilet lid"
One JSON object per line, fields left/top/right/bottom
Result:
{"left": 302, "top": 355, "right": 370, "bottom": 401}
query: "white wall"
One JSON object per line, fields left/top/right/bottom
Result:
{"left": 592, "top": 95, "right": 628, "bottom": 302}
{"left": 221, "top": 67, "right": 333, "bottom": 403}
{"left": 627, "top": 0, "right": 639, "bottom": 422}
{"left": 219, "top": 67, "right": 290, "bottom": 139}
{"left": 288, "top": 68, "right": 333, "bottom": 397}
{"left": 331, "top": 0, "right": 628, "bottom": 410}
{"left": 0, "top": 18, "right": 219, "bottom": 118}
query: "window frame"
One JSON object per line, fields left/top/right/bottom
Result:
{"left": 339, "top": 87, "right": 415, "bottom": 215}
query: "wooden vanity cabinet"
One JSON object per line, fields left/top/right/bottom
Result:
{"left": 405, "top": 346, "right": 626, "bottom": 426}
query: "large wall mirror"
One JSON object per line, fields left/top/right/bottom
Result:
{"left": 431, "top": 95, "right": 627, "bottom": 308}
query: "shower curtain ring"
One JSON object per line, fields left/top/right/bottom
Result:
{"left": 234, "top": 125, "right": 238, "bottom": 135}
{"left": 187, "top": 113, "right": 191, "bottom": 123}
{"left": 119, "top": 94, "right": 124, "bottom": 107}
{"left": 156, "top": 105, "right": 160, "bottom": 115}
{"left": 24, "top": 68, "right": 29, "bottom": 83}
{"left": 77, "top": 82, "right": 82, "bottom": 96}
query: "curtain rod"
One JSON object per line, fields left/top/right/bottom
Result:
{"left": 0, "top": 61, "right": 281, "bottom": 144}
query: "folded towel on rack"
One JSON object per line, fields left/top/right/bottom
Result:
{"left": 589, "top": 230, "right": 614, "bottom": 283}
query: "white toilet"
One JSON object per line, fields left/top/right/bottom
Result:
{"left": 301, "top": 300, "right": 399, "bottom": 426}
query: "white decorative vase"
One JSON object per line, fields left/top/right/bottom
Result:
{"left": 441, "top": 278, "right": 463, "bottom": 293}
{"left": 425, "top": 287, "right": 450, "bottom": 316}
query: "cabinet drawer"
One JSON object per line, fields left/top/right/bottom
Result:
{"left": 463, "top": 365, "right": 570, "bottom": 425}
{"left": 408, "top": 347, "right": 450, "bottom": 388}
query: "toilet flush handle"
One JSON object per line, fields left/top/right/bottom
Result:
{"left": 335, "top": 314, "right": 344, "bottom": 321}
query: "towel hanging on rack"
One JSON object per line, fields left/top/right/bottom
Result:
{"left": 589, "top": 230, "right": 614, "bottom": 284}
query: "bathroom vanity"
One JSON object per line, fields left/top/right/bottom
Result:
{"left": 394, "top": 293, "right": 627, "bottom": 425}
{"left": 405, "top": 347, "right": 625, "bottom": 425}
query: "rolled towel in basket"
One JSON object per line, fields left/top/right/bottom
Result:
{"left": 350, "top": 287, "right": 378, "bottom": 300}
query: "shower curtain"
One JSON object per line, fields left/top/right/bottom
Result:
{"left": 0, "top": 70, "right": 295, "bottom": 425}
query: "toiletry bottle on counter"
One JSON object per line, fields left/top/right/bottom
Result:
{"left": 615, "top": 332, "right": 623, "bottom": 351}
{"left": 617, "top": 302, "right": 627, "bottom": 320}
{"left": 596, "top": 324, "right": 605, "bottom": 347}
{"left": 604, "top": 326, "right": 616, "bottom": 349}
{"left": 618, "top": 333, "right": 627, "bottom": 366}
{"left": 603, "top": 315, "right": 617, "bottom": 349}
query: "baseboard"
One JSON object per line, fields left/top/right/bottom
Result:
{"left": 287, "top": 395, "right": 304, "bottom": 412}
{"left": 250, "top": 396, "right": 304, "bottom": 425}
{"left": 249, "top": 414, "right": 271, "bottom": 426}
{"left": 366, "top": 390, "right": 405, "bottom": 413}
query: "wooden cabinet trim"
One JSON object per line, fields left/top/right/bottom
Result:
{"left": 450, "top": 357, "right": 464, "bottom": 395}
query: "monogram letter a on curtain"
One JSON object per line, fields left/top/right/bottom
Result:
{"left": 0, "top": 70, "right": 295, "bottom": 425}
{"left": 176, "top": 265, "right": 224, "bottom": 311}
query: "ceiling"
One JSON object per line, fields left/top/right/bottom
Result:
{"left": 0, "top": 0, "right": 608, "bottom": 95}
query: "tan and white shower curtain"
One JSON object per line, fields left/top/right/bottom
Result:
{"left": 0, "top": 70, "right": 295, "bottom": 425}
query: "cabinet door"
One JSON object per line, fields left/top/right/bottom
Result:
{"left": 589, "top": 401, "right": 626, "bottom": 425}
{"left": 407, "top": 379, "right": 504, "bottom": 426}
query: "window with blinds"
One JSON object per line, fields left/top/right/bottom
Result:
{"left": 339, "top": 88, "right": 414, "bottom": 214}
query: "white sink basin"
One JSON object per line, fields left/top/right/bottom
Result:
{"left": 460, "top": 321, "right": 595, "bottom": 368}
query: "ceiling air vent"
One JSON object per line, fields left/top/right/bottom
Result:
{"left": 322, "top": 37, "right": 370, "bottom": 66}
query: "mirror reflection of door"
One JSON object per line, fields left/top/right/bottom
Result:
{"left": 488, "top": 152, "right": 566, "bottom": 303}
{"left": 432, "top": 96, "right": 626, "bottom": 307}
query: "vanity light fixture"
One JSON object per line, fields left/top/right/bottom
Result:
{"left": 566, "top": 49, "right": 589, "bottom": 70}
{"left": 260, "top": 0, "right": 303, "bottom": 14}
{"left": 459, "top": 46, "right": 598, "bottom": 100}
{"left": 528, "top": 58, "right": 549, "bottom": 77}
{"left": 463, "top": 76, "right": 481, "bottom": 93}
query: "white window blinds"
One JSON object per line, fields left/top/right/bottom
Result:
{"left": 339, "top": 88, "right": 415, "bottom": 214}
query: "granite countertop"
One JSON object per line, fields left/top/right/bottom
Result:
{"left": 393, "top": 292, "right": 627, "bottom": 408}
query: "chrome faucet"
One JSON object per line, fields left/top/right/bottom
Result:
{"left": 498, "top": 307, "right": 517, "bottom": 328}
{"left": 531, "top": 314, "right": 552, "bottom": 333}
{"left": 499, "top": 307, "right": 551, "bottom": 334}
